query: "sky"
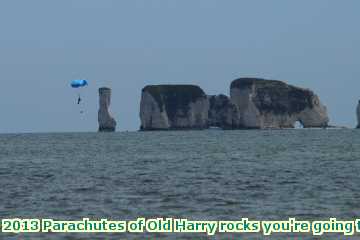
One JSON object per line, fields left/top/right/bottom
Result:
{"left": 0, "top": 0, "right": 359, "bottom": 133}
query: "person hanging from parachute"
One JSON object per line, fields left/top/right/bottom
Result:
{"left": 71, "top": 80, "right": 88, "bottom": 113}
{"left": 71, "top": 79, "right": 88, "bottom": 103}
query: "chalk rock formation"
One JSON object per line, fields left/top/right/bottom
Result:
{"left": 230, "top": 78, "right": 329, "bottom": 129}
{"left": 208, "top": 94, "right": 240, "bottom": 129}
{"left": 357, "top": 100, "right": 360, "bottom": 128}
{"left": 98, "top": 87, "right": 116, "bottom": 132}
{"left": 140, "top": 85, "right": 209, "bottom": 130}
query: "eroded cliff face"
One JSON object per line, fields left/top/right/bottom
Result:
{"left": 140, "top": 85, "right": 209, "bottom": 130}
{"left": 230, "top": 78, "right": 329, "bottom": 129}
{"left": 98, "top": 87, "right": 117, "bottom": 132}
{"left": 357, "top": 101, "right": 360, "bottom": 128}
{"left": 208, "top": 94, "right": 240, "bottom": 129}
{"left": 139, "top": 79, "right": 329, "bottom": 130}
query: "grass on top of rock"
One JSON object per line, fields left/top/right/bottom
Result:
{"left": 230, "top": 78, "right": 285, "bottom": 89}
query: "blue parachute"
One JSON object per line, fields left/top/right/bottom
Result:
{"left": 70, "top": 80, "right": 88, "bottom": 107}
{"left": 71, "top": 79, "right": 88, "bottom": 88}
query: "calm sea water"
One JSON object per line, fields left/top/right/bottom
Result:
{"left": 1, "top": 129, "right": 360, "bottom": 239}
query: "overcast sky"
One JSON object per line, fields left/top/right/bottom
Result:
{"left": 0, "top": 0, "right": 359, "bottom": 133}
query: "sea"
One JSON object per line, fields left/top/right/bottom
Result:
{"left": 1, "top": 129, "right": 360, "bottom": 239}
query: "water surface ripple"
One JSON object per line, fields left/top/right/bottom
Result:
{"left": 1, "top": 129, "right": 360, "bottom": 239}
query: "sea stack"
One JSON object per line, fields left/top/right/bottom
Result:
{"left": 208, "top": 94, "right": 240, "bottom": 129}
{"left": 98, "top": 87, "right": 117, "bottom": 132}
{"left": 230, "top": 78, "right": 329, "bottom": 129}
{"left": 357, "top": 100, "right": 360, "bottom": 128}
{"left": 140, "top": 85, "right": 209, "bottom": 130}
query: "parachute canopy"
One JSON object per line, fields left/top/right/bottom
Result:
{"left": 71, "top": 79, "right": 88, "bottom": 88}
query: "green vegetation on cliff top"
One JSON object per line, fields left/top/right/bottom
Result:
{"left": 230, "top": 78, "right": 285, "bottom": 89}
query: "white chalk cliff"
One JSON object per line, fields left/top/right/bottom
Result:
{"left": 98, "top": 87, "right": 117, "bottom": 132}
{"left": 139, "top": 79, "right": 329, "bottom": 130}
{"left": 140, "top": 85, "right": 209, "bottom": 130}
{"left": 230, "top": 78, "right": 329, "bottom": 129}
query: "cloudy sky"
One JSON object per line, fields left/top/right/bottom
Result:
{"left": 0, "top": 0, "right": 359, "bottom": 133}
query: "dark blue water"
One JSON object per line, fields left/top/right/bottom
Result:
{"left": 1, "top": 129, "right": 360, "bottom": 239}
